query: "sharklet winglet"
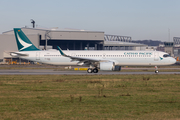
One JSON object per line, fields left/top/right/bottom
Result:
{"left": 57, "top": 46, "right": 68, "bottom": 57}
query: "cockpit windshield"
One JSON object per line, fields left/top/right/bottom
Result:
{"left": 163, "top": 54, "right": 170, "bottom": 57}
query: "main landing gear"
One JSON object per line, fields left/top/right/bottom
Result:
{"left": 155, "top": 66, "right": 159, "bottom": 73}
{"left": 87, "top": 68, "right": 98, "bottom": 73}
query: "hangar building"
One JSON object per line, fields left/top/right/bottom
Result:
{"left": 0, "top": 27, "right": 146, "bottom": 63}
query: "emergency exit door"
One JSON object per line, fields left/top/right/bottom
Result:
{"left": 36, "top": 52, "right": 40, "bottom": 60}
{"left": 154, "top": 52, "right": 159, "bottom": 61}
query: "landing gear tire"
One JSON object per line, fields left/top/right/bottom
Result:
{"left": 87, "top": 68, "right": 92, "bottom": 73}
{"left": 155, "top": 66, "right": 159, "bottom": 74}
{"left": 93, "top": 68, "right": 98, "bottom": 73}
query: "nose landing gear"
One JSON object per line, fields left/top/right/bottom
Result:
{"left": 155, "top": 66, "right": 159, "bottom": 73}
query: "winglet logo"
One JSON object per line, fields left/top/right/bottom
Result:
{"left": 16, "top": 32, "right": 32, "bottom": 50}
{"left": 160, "top": 57, "right": 163, "bottom": 60}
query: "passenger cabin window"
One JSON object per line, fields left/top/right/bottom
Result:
{"left": 163, "top": 54, "right": 170, "bottom": 57}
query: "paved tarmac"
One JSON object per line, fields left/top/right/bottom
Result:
{"left": 0, "top": 69, "right": 179, "bottom": 75}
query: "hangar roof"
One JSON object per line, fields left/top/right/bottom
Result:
{"left": 104, "top": 41, "right": 147, "bottom": 47}
{"left": 3, "top": 27, "right": 104, "bottom": 41}
{"left": 2, "top": 27, "right": 145, "bottom": 47}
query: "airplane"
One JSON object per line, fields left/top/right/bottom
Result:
{"left": 10, "top": 28, "right": 176, "bottom": 73}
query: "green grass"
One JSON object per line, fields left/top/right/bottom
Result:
{"left": 0, "top": 74, "right": 180, "bottom": 120}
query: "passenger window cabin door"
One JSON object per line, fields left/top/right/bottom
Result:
{"left": 103, "top": 53, "right": 106, "bottom": 59}
{"left": 154, "top": 52, "right": 159, "bottom": 61}
{"left": 36, "top": 52, "right": 40, "bottom": 60}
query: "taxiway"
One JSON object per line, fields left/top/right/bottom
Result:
{"left": 0, "top": 69, "right": 179, "bottom": 75}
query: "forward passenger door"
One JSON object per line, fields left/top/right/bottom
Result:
{"left": 154, "top": 52, "right": 159, "bottom": 61}
{"left": 36, "top": 52, "right": 40, "bottom": 60}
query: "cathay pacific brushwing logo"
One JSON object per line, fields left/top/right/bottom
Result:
{"left": 160, "top": 57, "right": 163, "bottom": 60}
{"left": 17, "top": 32, "right": 32, "bottom": 50}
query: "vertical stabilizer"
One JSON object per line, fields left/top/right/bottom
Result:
{"left": 14, "top": 28, "right": 40, "bottom": 51}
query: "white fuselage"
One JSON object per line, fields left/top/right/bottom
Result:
{"left": 16, "top": 50, "right": 176, "bottom": 66}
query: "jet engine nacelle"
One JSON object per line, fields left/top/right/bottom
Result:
{"left": 114, "top": 65, "right": 121, "bottom": 71}
{"left": 100, "top": 62, "right": 121, "bottom": 71}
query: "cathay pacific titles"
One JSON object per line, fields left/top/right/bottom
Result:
{"left": 124, "top": 52, "right": 152, "bottom": 55}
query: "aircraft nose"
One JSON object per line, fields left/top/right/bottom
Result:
{"left": 172, "top": 58, "right": 176, "bottom": 64}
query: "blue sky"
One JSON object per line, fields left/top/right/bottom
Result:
{"left": 0, "top": 0, "right": 180, "bottom": 41}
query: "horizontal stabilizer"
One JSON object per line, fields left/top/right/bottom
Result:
{"left": 10, "top": 52, "right": 29, "bottom": 56}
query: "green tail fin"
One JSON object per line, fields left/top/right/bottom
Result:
{"left": 14, "top": 28, "right": 40, "bottom": 51}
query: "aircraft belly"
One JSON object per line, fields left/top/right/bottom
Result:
{"left": 20, "top": 57, "right": 37, "bottom": 62}
{"left": 41, "top": 57, "right": 78, "bottom": 65}
{"left": 116, "top": 58, "right": 158, "bottom": 66}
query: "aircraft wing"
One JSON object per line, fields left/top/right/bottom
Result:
{"left": 57, "top": 46, "right": 107, "bottom": 65}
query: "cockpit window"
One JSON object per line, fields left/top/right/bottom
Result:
{"left": 163, "top": 54, "right": 170, "bottom": 57}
